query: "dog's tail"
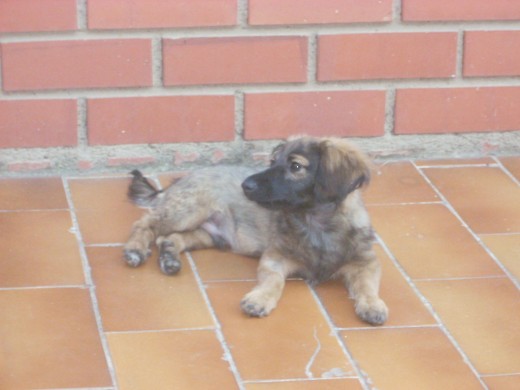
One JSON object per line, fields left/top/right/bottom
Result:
{"left": 127, "top": 170, "right": 163, "bottom": 207}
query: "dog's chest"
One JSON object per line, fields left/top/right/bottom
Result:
{"left": 276, "top": 214, "right": 352, "bottom": 282}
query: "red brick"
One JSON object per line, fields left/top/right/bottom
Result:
{"left": 249, "top": 0, "right": 392, "bottom": 25}
{"left": 402, "top": 0, "right": 520, "bottom": 21}
{"left": 174, "top": 152, "right": 201, "bottom": 165}
{"left": 88, "top": 0, "right": 236, "bottom": 29}
{"left": 318, "top": 33, "right": 457, "bottom": 81}
{"left": 1, "top": 40, "right": 152, "bottom": 91}
{"left": 0, "top": 0, "right": 76, "bottom": 33}
{"left": 0, "top": 100, "right": 77, "bottom": 148}
{"left": 464, "top": 31, "right": 520, "bottom": 77}
{"left": 8, "top": 161, "right": 52, "bottom": 172}
{"left": 244, "top": 90, "right": 386, "bottom": 140}
{"left": 107, "top": 156, "right": 156, "bottom": 167}
{"left": 88, "top": 96, "right": 235, "bottom": 145}
{"left": 163, "top": 37, "right": 307, "bottom": 86}
{"left": 395, "top": 87, "right": 520, "bottom": 134}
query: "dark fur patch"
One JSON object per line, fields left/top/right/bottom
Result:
{"left": 127, "top": 170, "right": 163, "bottom": 207}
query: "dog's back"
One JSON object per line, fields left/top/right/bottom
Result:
{"left": 128, "top": 166, "right": 272, "bottom": 256}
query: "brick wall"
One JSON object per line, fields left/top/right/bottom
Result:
{"left": 1, "top": 0, "right": 519, "bottom": 175}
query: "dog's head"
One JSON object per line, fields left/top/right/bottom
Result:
{"left": 242, "top": 136, "right": 371, "bottom": 210}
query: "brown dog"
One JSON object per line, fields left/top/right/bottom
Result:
{"left": 124, "top": 136, "right": 388, "bottom": 325}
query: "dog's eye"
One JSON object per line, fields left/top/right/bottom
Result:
{"left": 290, "top": 162, "right": 303, "bottom": 173}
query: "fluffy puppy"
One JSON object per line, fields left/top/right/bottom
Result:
{"left": 124, "top": 136, "right": 388, "bottom": 325}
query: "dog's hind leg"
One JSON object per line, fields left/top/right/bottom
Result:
{"left": 124, "top": 213, "right": 159, "bottom": 268}
{"left": 155, "top": 229, "right": 215, "bottom": 275}
{"left": 339, "top": 252, "right": 388, "bottom": 325}
{"left": 241, "top": 250, "right": 300, "bottom": 317}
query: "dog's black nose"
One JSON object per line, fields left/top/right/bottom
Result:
{"left": 242, "top": 178, "right": 258, "bottom": 194}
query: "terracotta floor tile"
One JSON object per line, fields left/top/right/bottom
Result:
{"left": 499, "top": 156, "right": 520, "bottom": 182}
{"left": 67, "top": 176, "right": 131, "bottom": 209}
{"left": 424, "top": 167, "right": 520, "bottom": 233}
{"left": 0, "top": 177, "right": 68, "bottom": 210}
{"left": 191, "top": 249, "right": 258, "bottom": 281}
{"left": 342, "top": 327, "right": 483, "bottom": 389}
{"left": 315, "top": 246, "right": 434, "bottom": 328}
{"left": 87, "top": 246, "right": 214, "bottom": 332}
{"left": 206, "top": 281, "right": 356, "bottom": 381}
{"left": 369, "top": 204, "right": 504, "bottom": 279}
{"left": 480, "top": 234, "right": 520, "bottom": 281}
{"left": 107, "top": 330, "right": 238, "bottom": 390}
{"left": 416, "top": 278, "right": 520, "bottom": 374}
{"left": 0, "top": 288, "right": 112, "bottom": 389}
{"left": 245, "top": 378, "right": 363, "bottom": 389}
{"left": 68, "top": 177, "right": 144, "bottom": 244}
{"left": 0, "top": 210, "right": 85, "bottom": 287}
{"left": 415, "top": 157, "right": 495, "bottom": 166}
{"left": 482, "top": 374, "right": 520, "bottom": 390}
{"left": 364, "top": 162, "right": 439, "bottom": 204}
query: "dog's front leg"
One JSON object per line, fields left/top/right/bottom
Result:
{"left": 340, "top": 253, "right": 388, "bottom": 326}
{"left": 241, "top": 251, "right": 299, "bottom": 317}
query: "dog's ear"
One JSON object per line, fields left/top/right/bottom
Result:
{"left": 314, "top": 138, "right": 371, "bottom": 203}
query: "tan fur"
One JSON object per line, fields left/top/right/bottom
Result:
{"left": 124, "top": 136, "right": 388, "bottom": 325}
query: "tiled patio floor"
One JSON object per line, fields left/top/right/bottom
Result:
{"left": 1, "top": 157, "right": 519, "bottom": 390}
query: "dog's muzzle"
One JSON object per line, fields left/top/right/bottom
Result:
{"left": 241, "top": 176, "right": 259, "bottom": 198}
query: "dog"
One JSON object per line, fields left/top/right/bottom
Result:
{"left": 123, "top": 136, "right": 388, "bottom": 325}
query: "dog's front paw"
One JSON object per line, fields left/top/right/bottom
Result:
{"left": 240, "top": 290, "right": 278, "bottom": 318}
{"left": 356, "top": 297, "right": 388, "bottom": 326}
{"left": 124, "top": 248, "right": 150, "bottom": 268}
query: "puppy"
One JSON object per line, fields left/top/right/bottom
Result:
{"left": 124, "top": 136, "right": 388, "bottom": 325}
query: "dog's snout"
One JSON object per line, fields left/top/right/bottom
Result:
{"left": 242, "top": 177, "right": 258, "bottom": 194}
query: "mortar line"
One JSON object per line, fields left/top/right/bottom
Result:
{"left": 237, "top": 0, "right": 249, "bottom": 28}
{"left": 234, "top": 90, "right": 245, "bottom": 141}
{"left": 384, "top": 87, "right": 396, "bottom": 136}
{"left": 62, "top": 177, "right": 119, "bottom": 388}
{"left": 456, "top": 30, "right": 465, "bottom": 78}
{"left": 77, "top": 97, "right": 88, "bottom": 147}
{"left": 76, "top": 0, "right": 88, "bottom": 30}
{"left": 3, "top": 21, "right": 520, "bottom": 43}
{"left": 151, "top": 36, "right": 163, "bottom": 87}
{"left": 393, "top": 0, "right": 403, "bottom": 23}
{"left": 307, "top": 33, "right": 318, "bottom": 85}
{"left": 3, "top": 78, "right": 520, "bottom": 101}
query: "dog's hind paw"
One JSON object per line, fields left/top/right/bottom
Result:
{"left": 159, "top": 251, "right": 182, "bottom": 275}
{"left": 124, "top": 249, "right": 149, "bottom": 268}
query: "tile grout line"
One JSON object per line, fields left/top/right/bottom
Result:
{"left": 413, "top": 275, "right": 508, "bottom": 282}
{"left": 61, "top": 176, "right": 119, "bottom": 389}
{"left": 185, "top": 251, "right": 246, "bottom": 390}
{"left": 307, "top": 287, "right": 372, "bottom": 390}
{"left": 106, "top": 326, "right": 216, "bottom": 335}
{"left": 336, "top": 324, "right": 441, "bottom": 332}
{"left": 375, "top": 233, "right": 490, "bottom": 389}
{"left": 492, "top": 156, "right": 520, "bottom": 187}
{"left": 414, "top": 164, "right": 520, "bottom": 290}
{"left": 242, "top": 377, "right": 355, "bottom": 385}
{"left": 0, "top": 284, "right": 86, "bottom": 291}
